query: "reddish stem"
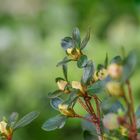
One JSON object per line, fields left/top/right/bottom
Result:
{"left": 126, "top": 80, "right": 137, "bottom": 140}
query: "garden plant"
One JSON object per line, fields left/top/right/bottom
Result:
{"left": 0, "top": 28, "right": 140, "bottom": 140}
{"left": 42, "top": 28, "right": 140, "bottom": 140}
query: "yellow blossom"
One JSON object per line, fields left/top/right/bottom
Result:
{"left": 106, "top": 81, "right": 124, "bottom": 97}
{"left": 57, "top": 80, "right": 68, "bottom": 91}
{"left": 66, "top": 48, "right": 81, "bottom": 60}
{"left": 71, "top": 81, "right": 84, "bottom": 93}
{"left": 58, "top": 104, "right": 75, "bottom": 117}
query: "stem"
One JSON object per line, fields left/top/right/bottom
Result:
{"left": 126, "top": 80, "right": 137, "bottom": 140}
{"left": 84, "top": 95, "right": 103, "bottom": 140}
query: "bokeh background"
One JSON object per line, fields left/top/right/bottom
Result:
{"left": 0, "top": 0, "right": 140, "bottom": 140}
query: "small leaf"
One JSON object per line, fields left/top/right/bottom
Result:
{"left": 101, "top": 97, "right": 124, "bottom": 114}
{"left": 104, "top": 53, "right": 108, "bottom": 68}
{"left": 82, "top": 60, "right": 94, "bottom": 84}
{"left": 122, "top": 51, "right": 137, "bottom": 82}
{"left": 50, "top": 97, "right": 63, "bottom": 111}
{"left": 110, "top": 56, "right": 122, "bottom": 64}
{"left": 42, "top": 115, "right": 67, "bottom": 131}
{"left": 62, "top": 57, "right": 68, "bottom": 81}
{"left": 81, "top": 28, "right": 90, "bottom": 50}
{"left": 87, "top": 80, "right": 105, "bottom": 95}
{"left": 56, "top": 57, "right": 72, "bottom": 67}
{"left": 64, "top": 90, "right": 79, "bottom": 107}
{"left": 72, "top": 27, "right": 81, "bottom": 48}
{"left": 14, "top": 111, "right": 40, "bottom": 130}
{"left": 81, "top": 117, "right": 98, "bottom": 140}
{"left": 47, "top": 90, "right": 63, "bottom": 98}
{"left": 8, "top": 112, "right": 19, "bottom": 128}
{"left": 77, "top": 55, "right": 88, "bottom": 68}
{"left": 61, "top": 37, "right": 73, "bottom": 50}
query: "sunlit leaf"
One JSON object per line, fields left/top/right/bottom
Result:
{"left": 42, "top": 115, "right": 67, "bottom": 131}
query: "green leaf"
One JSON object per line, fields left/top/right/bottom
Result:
{"left": 13, "top": 111, "right": 40, "bottom": 130}
{"left": 101, "top": 97, "right": 124, "bottom": 114}
{"left": 62, "top": 57, "right": 68, "bottom": 81}
{"left": 42, "top": 115, "right": 67, "bottom": 131}
{"left": 56, "top": 57, "right": 72, "bottom": 67}
{"left": 110, "top": 56, "right": 122, "bottom": 64}
{"left": 87, "top": 80, "right": 105, "bottom": 95}
{"left": 61, "top": 37, "right": 73, "bottom": 50}
{"left": 122, "top": 51, "right": 137, "bottom": 82}
{"left": 64, "top": 90, "right": 79, "bottom": 107}
{"left": 136, "top": 106, "right": 140, "bottom": 118}
{"left": 82, "top": 60, "right": 94, "bottom": 84}
{"left": 83, "top": 130, "right": 98, "bottom": 140}
{"left": 8, "top": 112, "right": 19, "bottom": 128}
{"left": 81, "top": 117, "right": 98, "bottom": 140}
{"left": 104, "top": 53, "right": 108, "bottom": 68}
{"left": 77, "top": 55, "right": 88, "bottom": 68}
{"left": 50, "top": 97, "right": 63, "bottom": 111}
{"left": 47, "top": 90, "right": 63, "bottom": 98}
{"left": 72, "top": 27, "right": 81, "bottom": 48}
{"left": 81, "top": 28, "right": 90, "bottom": 50}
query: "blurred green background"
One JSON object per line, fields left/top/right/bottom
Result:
{"left": 0, "top": 0, "right": 140, "bottom": 140}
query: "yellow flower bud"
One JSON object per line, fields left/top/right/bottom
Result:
{"left": 71, "top": 81, "right": 84, "bottom": 93}
{"left": 108, "top": 63, "right": 123, "bottom": 79}
{"left": 0, "top": 121, "right": 12, "bottom": 139}
{"left": 98, "top": 68, "right": 108, "bottom": 80}
{"left": 66, "top": 48, "right": 81, "bottom": 60}
{"left": 106, "top": 81, "right": 124, "bottom": 97}
{"left": 58, "top": 104, "right": 75, "bottom": 117}
{"left": 120, "top": 126, "right": 128, "bottom": 136}
{"left": 57, "top": 80, "right": 68, "bottom": 91}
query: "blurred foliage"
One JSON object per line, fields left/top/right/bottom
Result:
{"left": 0, "top": 0, "right": 140, "bottom": 140}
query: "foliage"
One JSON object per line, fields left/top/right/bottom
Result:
{"left": 42, "top": 27, "right": 139, "bottom": 140}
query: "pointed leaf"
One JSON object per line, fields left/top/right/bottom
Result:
{"left": 104, "top": 53, "right": 108, "bottom": 68}
{"left": 42, "top": 115, "right": 67, "bottom": 131}
{"left": 72, "top": 27, "right": 81, "bottom": 48}
{"left": 56, "top": 58, "right": 72, "bottom": 67}
{"left": 14, "top": 111, "right": 40, "bottom": 130}
{"left": 77, "top": 55, "right": 88, "bottom": 68}
{"left": 61, "top": 37, "right": 73, "bottom": 50}
{"left": 110, "top": 56, "right": 122, "bottom": 64}
{"left": 50, "top": 97, "right": 63, "bottom": 111}
{"left": 62, "top": 58, "right": 68, "bottom": 81}
{"left": 47, "top": 90, "right": 63, "bottom": 98}
{"left": 81, "top": 28, "right": 90, "bottom": 50}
